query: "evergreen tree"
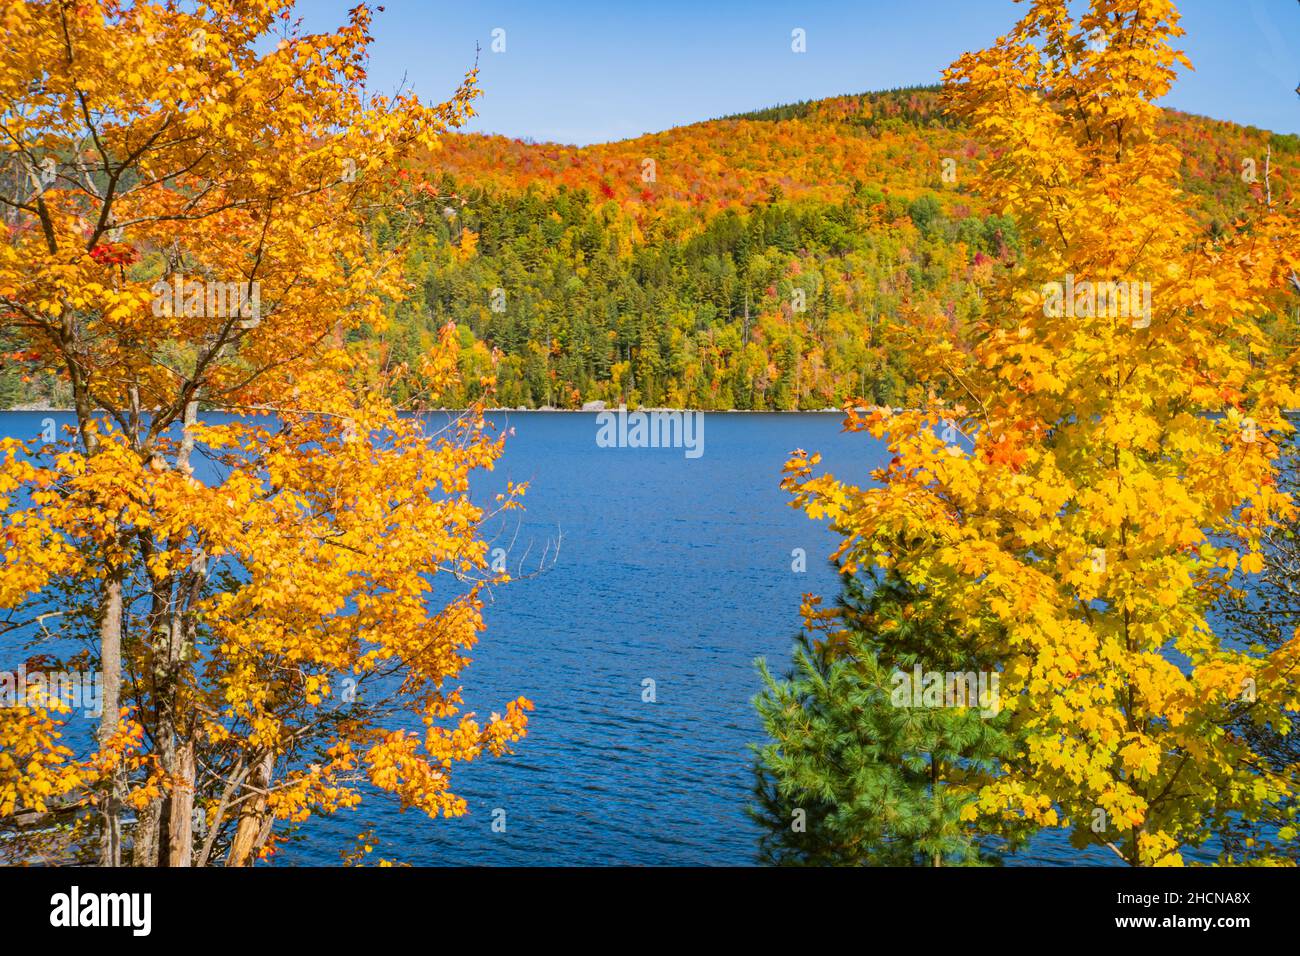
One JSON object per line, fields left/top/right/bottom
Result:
{"left": 751, "top": 568, "right": 1022, "bottom": 865}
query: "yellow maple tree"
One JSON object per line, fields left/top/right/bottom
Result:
{"left": 785, "top": 0, "right": 1300, "bottom": 865}
{"left": 0, "top": 0, "right": 529, "bottom": 866}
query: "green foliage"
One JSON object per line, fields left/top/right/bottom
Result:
{"left": 751, "top": 569, "right": 1023, "bottom": 865}
{"left": 403, "top": 185, "right": 1005, "bottom": 409}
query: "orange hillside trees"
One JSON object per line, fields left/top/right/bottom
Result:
{"left": 0, "top": 0, "right": 530, "bottom": 866}
{"left": 784, "top": 0, "right": 1300, "bottom": 865}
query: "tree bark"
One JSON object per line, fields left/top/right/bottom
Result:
{"left": 97, "top": 571, "right": 123, "bottom": 867}
{"left": 132, "top": 800, "right": 161, "bottom": 867}
{"left": 226, "top": 753, "right": 275, "bottom": 866}
{"left": 166, "top": 740, "right": 196, "bottom": 866}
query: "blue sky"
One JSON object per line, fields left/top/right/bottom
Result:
{"left": 295, "top": 0, "right": 1300, "bottom": 145}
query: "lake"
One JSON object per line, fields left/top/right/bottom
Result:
{"left": 0, "top": 410, "right": 1139, "bottom": 865}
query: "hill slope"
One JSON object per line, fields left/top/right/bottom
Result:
{"left": 5, "top": 88, "right": 1295, "bottom": 410}
{"left": 361, "top": 87, "right": 1295, "bottom": 410}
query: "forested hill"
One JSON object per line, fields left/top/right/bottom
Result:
{"left": 376, "top": 87, "right": 1296, "bottom": 410}
{"left": 4, "top": 88, "right": 1295, "bottom": 410}
{"left": 429, "top": 85, "right": 1291, "bottom": 225}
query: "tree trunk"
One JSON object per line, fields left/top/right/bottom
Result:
{"left": 226, "top": 753, "right": 275, "bottom": 866}
{"left": 155, "top": 575, "right": 199, "bottom": 866}
{"left": 132, "top": 800, "right": 161, "bottom": 867}
{"left": 97, "top": 571, "right": 123, "bottom": 867}
{"left": 132, "top": 574, "right": 171, "bottom": 867}
{"left": 166, "top": 740, "right": 196, "bottom": 866}
{"left": 128, "top": 400, "right": 207, "bottom": 867}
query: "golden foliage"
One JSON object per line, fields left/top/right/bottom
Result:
{"left": 785, "top": 0, "right": 1300, "bottom": 865}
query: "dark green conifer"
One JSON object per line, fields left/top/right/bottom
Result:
{"left": 752, "top": 568, "right": 1023, "bottom": 865}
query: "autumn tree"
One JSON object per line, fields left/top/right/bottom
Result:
{"left": 783, "top": 0, "right": 1300, "bottom": 865}
{"left": 0, "top": 0, "right": 530, "bottom": 866}
{"left": 1218, "top": 430, "right": 1300, "bottom": 863}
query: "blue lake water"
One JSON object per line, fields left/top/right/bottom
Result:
{"left": 0, "top": 410, "right": 1157, "bottom": 865}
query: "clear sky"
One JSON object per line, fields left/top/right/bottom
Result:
{"left": 294, "top": 0, "right": 1300, "bottom": 145}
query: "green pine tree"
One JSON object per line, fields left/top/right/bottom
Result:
{"left": 751, "top": 567, "right": 1025, "bottom": 865}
